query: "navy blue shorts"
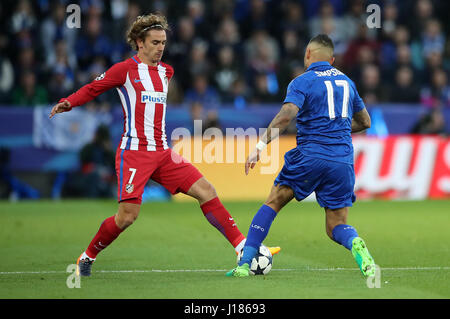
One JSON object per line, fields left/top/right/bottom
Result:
{"left": 274, "top": 147, "right": 356, "bottom": 209}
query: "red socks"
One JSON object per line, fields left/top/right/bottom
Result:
{"left": 200, "top": 197, "right": 245, "bottom": 249}
{"left": 85, "top": 215, "right": 123, "bottom": 259}
{"left": 84, "top": 199, "right": 243, "bottom": 259}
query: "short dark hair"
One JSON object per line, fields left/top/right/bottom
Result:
{"left": 309, "top": 34, "right": 334, "bottom": 51}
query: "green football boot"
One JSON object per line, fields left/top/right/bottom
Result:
{"left": 226, "top": 263, "right": 250, "bottom": 277}
{"left": 351, "top": 237, "right": 376, "bottom": 277}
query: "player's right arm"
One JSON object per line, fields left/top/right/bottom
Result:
{"left": 49, "top": 62, "right": 128, "bottom": 118}
{"left": 245, "top": 102, "right": 299, "bottom": 175}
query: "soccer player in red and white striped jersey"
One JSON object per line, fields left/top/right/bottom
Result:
{"left": 49, "top": 13, "right": 279, "bottom": 276}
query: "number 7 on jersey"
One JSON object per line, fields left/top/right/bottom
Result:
{"left": 324, "top": 80, "right": 349, "bottom": 119}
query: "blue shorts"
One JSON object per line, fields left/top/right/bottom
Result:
{"left": 274, "top": 147, "right": 356, "bottom": 209}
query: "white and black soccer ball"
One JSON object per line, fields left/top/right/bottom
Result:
{"left": 237, "top": 245, "right": 273, "bottom": 275}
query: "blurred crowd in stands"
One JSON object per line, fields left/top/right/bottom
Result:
{"left": 1, "top": 0, "right": 450, "bottom": 118}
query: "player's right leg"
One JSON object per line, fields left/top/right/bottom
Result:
{"left": 226, "top": 184, "right": 294, "bottom": 277}
{"left": 77, "top": 201, "right": 140, "bottom": 276}
{"left": 77, "top": 148, "right": 154, "bottom": 277}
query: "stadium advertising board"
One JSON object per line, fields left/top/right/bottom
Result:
{"left": 173, "top": 135, "right": 450, "bottom": 201}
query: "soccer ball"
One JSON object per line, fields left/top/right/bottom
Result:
{"left": 237, "top": 245, "right": 273, "bottom": 275}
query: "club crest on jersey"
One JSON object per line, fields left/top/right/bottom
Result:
{"left": 125, "top": 183, "right": 134, "bottom": 193}
{"left": 141, "top": 91, "right": 167, "bottom": 104}
{"left": 95, "top": 72, "right": 105, "bottom": 81}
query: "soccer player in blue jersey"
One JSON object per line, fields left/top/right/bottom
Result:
{"left": 227, "top": 34, "right": 376, "bottom": 277}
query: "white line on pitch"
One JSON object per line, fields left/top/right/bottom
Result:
{"left": 0, "top": 266, "right": 449, "bottom": 275}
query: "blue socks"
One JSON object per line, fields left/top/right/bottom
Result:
{"left": 332, "top": 224, "right": 358, "bottom": 250}
{"left": 239, "top": 205, "right": 277, "bottom": 266}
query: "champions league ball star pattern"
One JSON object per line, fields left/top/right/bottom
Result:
{"left": 237, "top": 245, "right": 273, "bottom": 275}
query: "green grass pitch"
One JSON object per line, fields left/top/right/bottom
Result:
{"left": 0, "top": 199, "right": 449, "bottom": 299}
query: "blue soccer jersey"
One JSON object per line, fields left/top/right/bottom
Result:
{"left": 283, "top": 61, "right": 365, "bottom": 164}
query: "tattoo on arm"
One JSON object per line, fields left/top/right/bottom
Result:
{"left": 262, "top": 103, "right": 299, "bottom": 144}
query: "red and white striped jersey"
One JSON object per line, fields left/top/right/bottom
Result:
{"left": 60, "top": 55, "right": 174, "bottom": 151}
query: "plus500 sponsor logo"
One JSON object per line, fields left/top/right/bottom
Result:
{"left": 141, "top": 91, "right": 167, "bottom": 104}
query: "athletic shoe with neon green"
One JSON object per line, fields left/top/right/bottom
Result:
{"left": 351, "top": 237, "right": 376, "bottom": 277}
{"left": 226, "top": 263, "right": 250, "bottom": 277}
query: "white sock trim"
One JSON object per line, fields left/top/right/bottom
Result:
{"left": 234, "top": 238, "right": 246, "bottom": 253}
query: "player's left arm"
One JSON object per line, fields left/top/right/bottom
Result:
{"left": 245, "top": 102, "right": 299, "bottom": 175}
{"left": 349, "top": 80, "right": 371, "bottom": 133}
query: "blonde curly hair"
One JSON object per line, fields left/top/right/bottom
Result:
{"left": 126, "top": 13, "right": 170, "bottom": 51}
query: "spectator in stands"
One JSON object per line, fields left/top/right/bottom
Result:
{"left": 237, "top": 0, "right": 274, "bottom": 39}
{"left": 189, "top": 101, "right": 222, "bottom": 135}
{"left": 74, "top": 13, "right": 113, "bottom": 70}
{"left": 224, "top": 77, "right": 251, "bottom": 109}
{"left": 9, "top": 0, "right": 36, "bottom": 37}
{"left": 411, "top": 108, "right": 446, "bottom": 135}
{"left": 411, "top": 18, "right": 445, "bottom": 73}
{"left": 213, "top": 45, "right": 241, "bottom": 102}
{"left": 388, "top": 66, "right": 420, "bottom": 103}
{"left": 244, "top": 28, "right": 280, "bottom": 99}
{"left": 185, "top": 73, "right": 220, "bottom": 109}
{"left": 188, "top": 39, "right": 212, "bottom": 81}
{"left": 244, "top": 28, "right": 280, "bottom": 73}
{"left": 212, "top": 16, "right": 242, "bottom": 58}
{"left": 341, "top": 0, "right": 371, "bottom": 42}
{"left": 168, "top": 16, "right": 198, "bottom": 91}
{"left": 343, "top": 23, "right": 380, "bottom": 73}
{"left": 407, "top": 0, "right": 435, "bottom": 41}
{"left": 251, "top": 72, "right": 280, "bottom": 104}
{"left": 380, "top": 25, "right": 410, "bottom": 74}
{"left": 279, "top": 1, "right": 308, "bottom": 42}
{"left": 358, "top": 64, "right": 388, "bottom": 103}
{"left": 1, "top": 0, "right": 450, "bottom": 116}
{"left": 186, "top": 0, "right": 210, "bottom": 39}
{"left": 422, "top": 19, "right": 445, "bottom": 58}
{"left": 309, "top": 1, "right": 347, "bottom": 55}
{"left": 381, "top": 1, "right": 399, "bottom": 42}
{"left": 64, "top": 125, "right": 115, "bottom": 198}
{"left": 421, "top": 68, "right": 450, "bottom": 108}
{"left": 40, "top": 2, "right": 77, "bottom": 71}
{"left": 347, "top": 44, "right": 376, "bottom": 85}
{"left": 11, "top": 71, "right": 48, "bottom": 106}
{"left": 14, "top": 47, "right": 43, "bottom": 86}
{"left": 47, "top": 64, "right": 74, "bottom": 104}
{"left": 277, "top": 29, "right": 304, "bottom": 90}
{"left": 167, "top": 77, "right": 184, "bottom": 105}
{"left": 0, "top": 42, "right": 14, "bottom": 103}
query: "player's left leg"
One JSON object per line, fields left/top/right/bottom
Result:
{"left": 316, "top": 158, "right": 376, "bottom": 277}
{"left": 186, "top": 177, "right": 247, "bottom": 253}
{"left": 325, "top": 207, "right": 376, "bottom": 277}
{"left": 152, "top": 149, "right": 247, "bottom": 253}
